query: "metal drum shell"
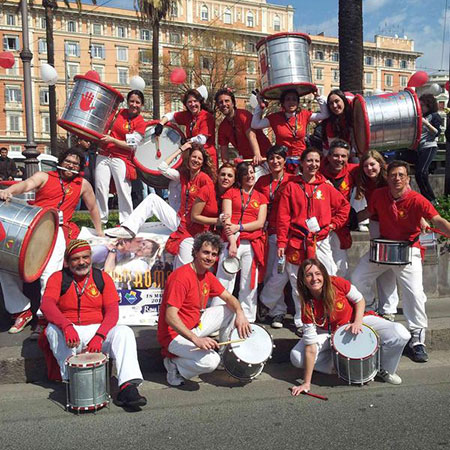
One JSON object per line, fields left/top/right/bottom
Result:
{"left": 256, "top": 32, "right": 316, "bottom": 100}
{"left": 57, "top": 75, "right": 124, "bottom": 141}
{"left": 134, "top": 120, "right": 185, "bottom": 189}
{"left": 352, "top": 88, "right": 422, "bottom": 154}
{"left": 369, "top": 239, "right": 412, "bottom": 265}
{"left": 0, "top": 200, "right": 58, "bottom": 282}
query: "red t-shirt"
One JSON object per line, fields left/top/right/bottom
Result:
{"left": 101, "top": 109, "right": 147, "bottom": 159}
{"left": 369, "top": 187, "right": 438, "bottom": 247}
{"left": 218, "top": 109, "right": 271, "bottom": 159}
{"left": 186, "top": 182, "right": 219, "bottom": 236}
{"left": 222, "top": 187, "right": 267, "bottom": 240}
{"left": 178, "top": 171, "right": 214, "bottom": 219}
{"left": 157, "top": 264, "right": 225, "bottom": 355}
{"left": 323, "top": 116, "right": 352, "bottom": 150}
{"left": 267, "top": 110, "right": 312, "bottom": 157}
{"left": 254, "top": 172, "right": 293, "bottom": 235}
{"left": 320, "top": 161, "right": 359, "bottom": 201}
{"left": 174, "top": 109, "right": 216, "bottom": 149}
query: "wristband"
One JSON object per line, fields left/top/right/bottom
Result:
{"left": 239, "top": 223, "right": 244, "bottom": 232}
{"left": 109, "top": 248, "right": 117, "bottom": 253}
{"left": 95, "top": 332, "right": 106, "bottom": 340}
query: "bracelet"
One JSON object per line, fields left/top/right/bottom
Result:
{"left": 95, "top": 332, "right": 105, "bottom": 340}
{"left": 239, "top": 223, "right": 244, "bottom": 232}
{"left": 109, "top": 248, "right": 117, "bottom": 253}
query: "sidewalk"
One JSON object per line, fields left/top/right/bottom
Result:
{"left": 0, "top": 296, "right": 449, "bottom": 385}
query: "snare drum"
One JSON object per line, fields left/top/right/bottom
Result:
{"left": 0, "top": 199, "right": 58, "bottom": 282}
{"left": 332, "top": 323, "right": 380, "bottom": 385}
{"left": 369, "top": 238, "right": 412, "bottom": 265}
{"left": 134, "top": 121, "right": 185, "bottom": 189}
{"left": 222, "top": 324, "right": 274, "bottom": 381}
{"left": 57, "top": 75, "right": 124, "bottom": 141}
{"left": 222, "top": 256, "right": 241, "bottom": 274}
{"left": 65, "top": 352, "right": 110, "bottom": 412}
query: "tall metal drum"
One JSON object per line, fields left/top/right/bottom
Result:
{"left": 133, "top": 121, "right": 185, "bottom": 189}
{"left": 0, "top": 199, "right": 58, "bottom": 282}
{"left": 57, "top": 75, "right": 124, "bottom": 141}
{"left": 256, "top": 32, "right": 316, "bottom": 100}
{"left": 353, "top": 88, "right": 422, "bottom": 154}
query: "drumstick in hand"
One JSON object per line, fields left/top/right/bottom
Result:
{"left": 190, "top": 338, "right": 246, "bottom": 351}
{"left": 155, "top": 135, "right": 161, "bottom": 158}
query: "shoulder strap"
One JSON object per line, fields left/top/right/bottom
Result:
{"left": 60, "top": 267, "right": 105, "bottom": 295}
{"left": 92, "top": 268, "right": 105, "bottom": 293}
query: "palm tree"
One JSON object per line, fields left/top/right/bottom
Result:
{"left": 135, "top": 0, "right": 172, "bottom": 119}
{"left": 338, "top": 0, "right": 363, "bottom": 94}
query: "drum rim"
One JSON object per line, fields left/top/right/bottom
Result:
{"left": 19, "top": 207, "right": 58, "bottom": 282}
{"left": 67, "top": 400, "right": 109, "bottom": 411}
{"left": 73, "top": 75, "right": 124, "bottom": 101}
{"left": 66, "top": 352, "right": 108, "bottom": 368}
{"left": 261, "top": 82, "right": 317, "bottom": 100}
{"left": 228, "top": 324, "right": 273, "bottom": 363}
{"left": 352, "top": 94, "right": 371, "bottom": 155}
{"left": 222, "top": 256, "right": 241, "bottom": 274}
{"left": 405, "top": 87, "right": 423, "bottom": 150}
{"left": 331, "top": 323, "right": 379, "bottom": 360}
{"left": 57, "top": 119, "right": 105, "bottom": 141}
{"left": 370, "top": 238, "right": 411, "bottom": 245}
{"left": 256, "top": 31, "right": 312, "bottom": 49}
{"left": 133, "top": 120, "right": 186, "bottom": 175}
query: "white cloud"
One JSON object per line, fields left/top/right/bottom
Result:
{"left": 364, "top": 0, "right": 392, "bottom": 14}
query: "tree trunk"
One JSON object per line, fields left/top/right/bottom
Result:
{"left": 338, "top": 0, "right": 363, "bottom": 94}
{"left": 152, "top": 21, "right": 160, "bottom": 119}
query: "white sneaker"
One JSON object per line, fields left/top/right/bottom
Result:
{"left": 358, "top": 224, "right": 369, "bottom": 232}
{"left": 105, "top": 226, "right": 135, "bottom": 239}
{"left": 163, "top": 357, "right": 184, "bottom": 386}
{"left": 377, "top": 369, "right": 402, "bottom": 385}
{"left": 382, "top": 313, "right": 395, "bottom": 322}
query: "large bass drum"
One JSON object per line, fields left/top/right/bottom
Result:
{"left": 133, "top": 121, "right": 185, "bottom": 189}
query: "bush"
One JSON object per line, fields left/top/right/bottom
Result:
{"left": 436, "top": 195, "right": 450, "bottom": 222}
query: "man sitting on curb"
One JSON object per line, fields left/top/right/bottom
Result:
{"left": 41, "top": 239, "right": 146, "bottom": 410}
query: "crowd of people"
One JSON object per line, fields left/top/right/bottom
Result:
{"left": 0, "top": 83, "right": 447, "bottom": 408}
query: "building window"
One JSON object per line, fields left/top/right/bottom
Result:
{"left": 246, "top": 41, "right": 256, "bottom": 53}
{"left": 365, "top": 55, "right": 373, "bottom": 66}
{"left": 247, "top": 79, "right": 256, "bottom": 94}
{"left": 42, "top": 115, "right": 50, "bottom": 134}
{"left": 91, "top": 44, "right": 105, "bottom": 59}
{"left": 170, "top": 32, "right": 181, "bottom": 44}
{"left": 10, "top": 145, "right": 22, "bottom": 152}
{"left": 67, "top": 63, "right": 79, "bottom": 79}
{"left": 118, "top": 68, "right": 129, "bottom": 85}
{"left": 225, "top": 39, "right": 234, "bottom": 51}
{"left": 331, "top": 52, "right": 339, "bottom": 62}
{"left": 224, "top": 9, "right": 232, "bottom": 24}
{"left": 141, "top": 29, "right": 151, "bottom": 41}
{"left": 65, "top": 41, "right": 80, "bottom": 58}
{"left": 400, "top": 75, "right": 408, "bottom": 88}
{"left": 139, "top": 49, "right": 151, "bottom": 64}
{"left": 400, "top": 60, "right": 408, "bottom": 69}
{"left": 332, "top": 69, "right": 339, "bottom": 82}
{"left": 40, "top": 88, "right": 49, "bottom": 105}
{"left": 315, "top": 51, "right": 324, "bottom": 60}
{"left": 7, "top": 114, "right": 22, "bottom": 132}
{"left": 116, "top": 46, "right": 128, "bottom": 62}
{"left": 5, "top": 86, "right": 22, "bottom": 103}
{"left": 117, "top": 26, "right": 127, "bottom": 38}
{"left": 67, "top": 20, "right": 77, "bottom": 33}
{"left": 92, "top": 23, "right": 102, "bottom": 35}
{"left": 6, "top": 59, "right": 18, "bottom": 75}
{"left": 247, "top": 12, "right": 254, "bottom": 27}
{"left": 364, "top": 72, "right": 373, "bottom": 86}
{"left": 92, "top": 65, "right": 104, "bottom": 79}
{"left": 225, "top": 58, "right": 234, "bottom": 70}
{"left": 385, "top": 58, "right": 393, "bottom": 67}
{"left": 316, "top": 85, "right": 324, "bottom": 96}
{"left": 247, "top": 60, "right": 256, "bottom": 74}
{"left": 40, "top": 17, "right": 47, "bottom": 29}
{"left": 273, "top": 15, "right": 280, "bottom": 31}
{"left": 201, "top": 5, "right": 209, "bottom": 21}
{"left": 6, "top": 14, "right": 16, "bottom": 26}
{"left": 171, "top": 97, "right": 183, "bottom": 111}
{"left": 385, "top": 74, "right": 393, "bottom": 87}
{"left": 169, "top": 51, "right": 181, "bottom": 66}
{"left": 3, "top": 36, "right": 20, "bottom": 51}
{"left": 38, "top": 38, "right": 47, "bottom": 54}
{"left": 201, "top": 56, "right": 212, "bottom": 70}
{"left": 170, "top": 1, "right": 178, "bottom": 17}
{"left": 315, "top": 67, "right": 323, "bottom": 81}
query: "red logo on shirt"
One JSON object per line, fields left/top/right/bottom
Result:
{"left": 336, "top": 300, "right": 344, "bottom": 311}
{"left": 87, "top": 284, "right": 100, "bottom": 297}
{"left": 398, "top": 209, "right": 408, "bottom": 219}
{"left": 250, "top": 200, "right": 260, "bottom": 209}
{"left": 189, "top": 185, "right": 198, "bottom": 194}
{"left": 65, "top": 185, "right": 73, "bottom": 197}
{"left": 123, "top": 122, "right": 131, "bottom": 131}
{"left": 314, "top": 190, "right": 324, "bottom": 200}
{"left": 288, "top": 250, "right": 300, "bottom": 264}
{"left": 339, "top": 180, "right": 349, "bottom": 194}
{"left": 202, "top": 283, "right": 209, "bottom": 297}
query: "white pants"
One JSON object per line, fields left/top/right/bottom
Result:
{"left": 40, "top": 227, "right": 66, "bottom": 296}
{"left": 369, "top": 220, "right": 400, "bottom": 314}
{"left": 168, "top": 305, "right": 234, "bottom": 380}
{"left": 122, "top": 193, "right": 180, "bottom": 234}
{"left": 212, "top": 241, "right": 258, "bottom": 322}
{"left": 260, "top": 234, "right": 288, "bottom": 317}
{"left": 287, "top": 236, "right": 337, "bottom": 328}
{"left": 95, "top": 155, "right": 133, "bottom": 224}
{"left": 46, "top": 323, "right": 143, "bottom": 386}
{"left": 290, "top": 315, "right": 410, "bottom": 376}
{"left": 351, "top": 247, "right": 427, "bottom": 344}
{"left": 173, "top": 237, "right": 194, "bottom": 270}
{"left": 329, "top": 231, "right": 348, "bottom": 278}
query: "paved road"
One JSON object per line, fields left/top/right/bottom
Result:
{"left": 1, "top": 353, "right": 449, "bottom": 450}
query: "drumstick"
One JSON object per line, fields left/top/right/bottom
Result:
{"left": 57, "top": 165, "right": 80, "bottom": 175}
{"left": 190, "top": 338, "right": 246, "bottom": 351}
{"left": 302, "top": 391, "right": 328, "bottom": 401}
{"left": 427, "top": 227, "right": 450, "bottom": 239}
{"left": 241, "top": 158, "right": 267, "bottom": 163}
{"left": 155, "top": 135, "right": 161, "bottom": 159}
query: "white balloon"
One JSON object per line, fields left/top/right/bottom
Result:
{"left": 197, "top": 85, "right": 208, "bottom": 101}
{"left": 429, "top": 83, "right": 441, "bottom": 96}
{"left": 130, "top": 75, "right": 146, "bottom": 92}
{"left": 249, "top": 93, "right": 258, "bottom": 109}
{"left": 40, "top": 63, "right": 58, "bottom": 85}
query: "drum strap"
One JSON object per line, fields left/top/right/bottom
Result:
{"left": 61, "top": 268, "right": 105, "bottom": 296}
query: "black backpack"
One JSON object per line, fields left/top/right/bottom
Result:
{"left": 60, "top": 267, "right": 105, "bottom": 295}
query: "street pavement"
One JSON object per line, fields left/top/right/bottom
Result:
{"left": 0, "top": 352, "right": 449, "bottom": 450}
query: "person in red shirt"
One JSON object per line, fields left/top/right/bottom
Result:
{"left": 211, "top": 162, "right": 267, "bottom": 323}
{"left": 155, "top": 89, "right": 217, "bottom": 167}
{"left": 97, "top": 90, "right": 147, "bottom": 224}
{"left": 320, "top": 139, "right": 359, "bottom": 278}
{"left": 251, "top": 89, "right": 329, "bottom": 172}
{"left": 41, "top": 239, "right": 146, "bottom": 409}
{"left": 0, "top": 147, "right": 103, "bottom": 336}
{"left": 158, "top": 232, "right": 251, "bottom": 386}
{"left": 277, "top": 148, "right": 350, "bottom": 332}
{"left": 215, "top": 88, "right": 270, "bottom": 165}
{"left": 290, "top": 258, "right": 410, "bottom": 395}
{"left": 351, "top": 161, "right": 450, "bottom": 363}
{"left": 255, "top": 145, "right": 292, "bottom": 328}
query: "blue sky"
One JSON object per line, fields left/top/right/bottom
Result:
{"left": 83, "top": 0, "right": 449, "bottom": 73}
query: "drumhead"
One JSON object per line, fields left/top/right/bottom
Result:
{"left": 222, "top": 256, "right": 240, "bottom": 274}
{"left": 332, "top": 324, "right": 378, "bottom": 359}
{"left": 229, "top": 324, "right": 273, "bottom": 364}
{"left": 67, "top": 352, "right": 107, "bottom": 367}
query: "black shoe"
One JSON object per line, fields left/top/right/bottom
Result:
{"left": 409, "top": 344, "right": 429, "bottom": 363}
{"left": 116, "top": 384, "right": 147, "bottom": 409}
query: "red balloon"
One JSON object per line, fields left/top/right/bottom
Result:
{"left": 446, "top": 81, "right": 450, "bottom": 92}
{"left": 0, "top": 51, "right": 15, "bottom": 69}
{"left": 170, "top": 67, "right": 187, "bottom": 85}
{"left": 407, "top": 71, "right": 429, "bottom": 88}
{"left": 85, "top": 70, "right": 101, "bottom": 81}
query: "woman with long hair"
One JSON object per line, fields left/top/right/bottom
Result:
{"left": 290, "top": 258, "right": 410, "bottom": 395}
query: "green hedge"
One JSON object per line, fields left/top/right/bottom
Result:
{"left": 71, "top": 210, "right": 158, "bottom": 229}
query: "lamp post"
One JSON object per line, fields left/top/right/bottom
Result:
{"left": 19, "top": 0, "right": 40, "bottom": 178}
